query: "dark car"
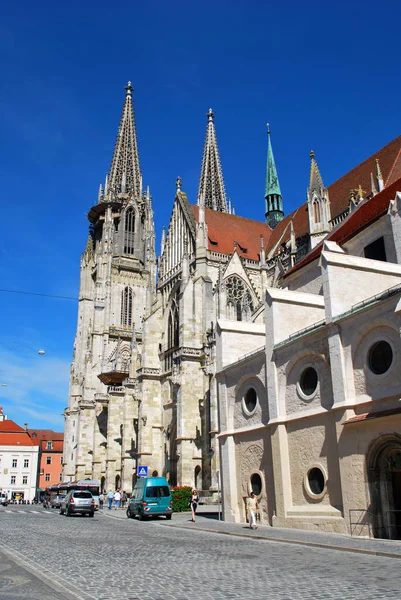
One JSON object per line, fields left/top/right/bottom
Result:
{"left": 60, "top": 490, "right": 95, "bottom": 517}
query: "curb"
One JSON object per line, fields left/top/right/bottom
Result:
{"left": 157, "top": 522, "right": 401, "bottom": 560}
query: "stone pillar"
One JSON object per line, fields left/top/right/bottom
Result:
{"left": 105, "top": 388, "right": 125, "bottom": 490}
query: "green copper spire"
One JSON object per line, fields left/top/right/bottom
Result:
{"left": 265, "top": 124, "right": 284, "bottom": 229}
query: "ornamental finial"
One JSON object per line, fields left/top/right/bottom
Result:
{"left": 266, "top": 122, "right": 271, "bottom": 134}
{"left": 125, "top": 81, "right": 133, "bottom": 95}
{"left": 176, "top": 176, "right": 182, "bottom": 191}
{"left": 310, "top": 150, "right": 315, "bottom": 159}
{"left": 207, "top": 108, "right": 214, "bottom": 121}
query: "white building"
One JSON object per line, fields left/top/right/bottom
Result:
{"left": 0, "top": 409, "right": 39, "bottom": 501}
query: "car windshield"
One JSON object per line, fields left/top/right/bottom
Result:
{"left": 73, "top": 491, "right": 92, "bottom": 498}
{"left": 145, "top": 486, "right": 170, "bottom": 498}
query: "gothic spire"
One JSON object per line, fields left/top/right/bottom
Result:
{"left": 265, "top": 124, "right": 284, "bottom": 229}
{"left": 309, "top": 150, "right": 325, "bottom": 192}
{"left": 103, "top": 82, "right": 141, "bottom": 202}
{"left": 197, "top": 108, "right": 228, "bottom": 212}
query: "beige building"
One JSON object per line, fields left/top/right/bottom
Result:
{"left": 64, "top": 82, "right": 401, "bottom": 523}
{"left": 217, "top": 174, "right": 401, "bottom": 539}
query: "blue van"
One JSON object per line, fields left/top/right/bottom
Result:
{"left": 127, "top": 476, "right": 172, "bottom": 520}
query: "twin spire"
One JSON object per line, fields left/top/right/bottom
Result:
{"left": 197, "top": 108, "right": 228, "bottom": 212}
{"left": 99, "top": 82, "right": 142, "bottom": 203}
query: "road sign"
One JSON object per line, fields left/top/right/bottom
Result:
{"left": 137, "top": 466, "right": 148, "bottom": 477}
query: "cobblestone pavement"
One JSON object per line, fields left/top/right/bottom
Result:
{"left": 1, "top": 505, "right": 400, "bottom": 599}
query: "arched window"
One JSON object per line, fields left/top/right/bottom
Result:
{"left": 313, "top": 199, "right": 321, "bottom": 224}
{"left": 225, "top": 276, "right": 254, "bottom": 322}
{"left": 165, "top": 296, "right": 179, "bottom": 370}
{"left": 124, "top": 207, "right": 135, "bottom": 255}
{"left": 121, "top": 287, "right": 133, "bottom": 327}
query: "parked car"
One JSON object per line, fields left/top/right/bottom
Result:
{"left": 0, "top": 493, "right": 8, "bottom": 506}
{"left": 126, "top": 476, "right": 172, "bottom": 520}
{"left": 60, "top": 490, "right": 95, "bottom": 517}
{"left": 50, "top": 493, "right": 66, "bottom": 509}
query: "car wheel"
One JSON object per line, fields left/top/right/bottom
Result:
{"left": 166, "top": 514, "right": 172, "bottom": 520}
{"left": 126, "top": 508, "right": 132, "bottom": 518}
{"left": 60, "top": 508, "right": 64, "bottom": 515}
{"left": 89, "top": 511, "right": 94, "bottom": 518}
{"left": 139, "top": 512, "right": 146, "bottom": 521}
{"left": 66, "top": 507, "right": 71, "bottom": 517}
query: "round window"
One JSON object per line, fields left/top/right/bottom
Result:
{"left": 250, "top": 473, "right": 262, "bottom": 496}
{"left": 244, "top": 388, "right": 257, "bottom": 412}
{"left": 308, "top": 467, "right": 325, "bottom": 495}
{"left": 368, "top": 340, "right": 393, "bottom": 375}
{"left": 299, "top": 367, "right": 318, "bottom": 397}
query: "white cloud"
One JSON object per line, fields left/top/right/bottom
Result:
{"left": 0, "top": 347, "right": 70, "bottom": 429}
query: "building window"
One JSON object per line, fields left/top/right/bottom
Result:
{"left": 364, "top": 236, "right": 387, "bottom": 262}
{"left": 123, "top": 207, "right": 135, "bottom": 255}
{"left": 313, "top": 199, "right": 321, "bottom": 224}
{"left": 225, "top": 276, "right": 254, "bottom": 322}
{"left": 244, "top": 388, "right": 257, "bottom": 414}
{"left": 165, "top": 295, "right": 179, "bottom": 371}
{"left": 59, "top": 473, "right": 63, "bottom": 482}
{"left": 45, "top": 473, "right": 50, "bottom": 482}
{"left": 10, "top": 476, "right": 16, "bottom": 484}
{"left": 24, "top": 459, "right": 29, "bottom": 468}
{"left": 60, "top": 456, "right": 63, "bottom": 464}
{"left": 22, "top": 476, "right": 28, "bottom": 485}
{"left": 250, "top": 473, "right": 262, "bottom": 496}
{"left": 368, "top": 340, "right": 393, "bottom": 375}
{"left": 306, "top": 467, "right": 325, "bottom": 496}
{"left": 299, "top": 367, "right": 318, "bottom": 398}
{"left": 121, "top": 286, "right": 133, "bottom": 327}
{"left": 46, "top": 442, "right": 53, "bottom": 450}
{"left": 12, "top": 459, "right": 17, "bottom": 468}
{"left": 46, "top": 456, "right": 52, "bottom": 465}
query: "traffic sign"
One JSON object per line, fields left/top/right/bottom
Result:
{"left": 137, "top": 466, "right": 148, "bottom": 477}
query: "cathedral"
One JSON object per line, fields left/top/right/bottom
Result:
{"left": 64, "top": 82, "right": 401, "bottom": 537}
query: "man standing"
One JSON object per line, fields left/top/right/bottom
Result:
{"left": 246, "top": 492, "right": 259, "bottom": 529}
{"left": 114, "top": 489, "right": 121, "bottom": 510}
{"left": 107, "top": 489, "right": 114, "bottom": 510}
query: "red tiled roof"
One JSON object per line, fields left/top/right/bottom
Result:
{"left": 191, "top": 205, "right": 272, "bottom": 261}
{"left": 0, "top": 432, "right": 39, "bottom": 446}
{"left": 0, "top": 420, "right": 25, "bottom": 433}
{"left": 266, "top": 134, "right": 401, "bottom": 256}
{"left": 41, "top": 439, "right": 63, "bottom": 452}
{"left": 28, "top": 429, "right": 64, "bottom": 441}
{"left": 343, "top": 406, "right": 401, "bottom": 424}
{"left": 284, "top": 176, "right": 401, "bottom": 278}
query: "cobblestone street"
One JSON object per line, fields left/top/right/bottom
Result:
{"left": 1, "top": 505, "right": 401, "bottom": 600}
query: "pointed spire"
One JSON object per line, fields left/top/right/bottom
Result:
{"left": 265, "top": 124, "right": 284, "bottom": 229}
{"left": 370, "top": 172, "right": 378, "bottom": 196}
{"left": 375, "top": 158, "right": 384, "bottom": 191}
{"left": 309, "top": 150, "right": 325, "bottom": 192}
{"left": 197, "top": 108, "right": 228, "bottom": 212}
{"left": 107, "top": 81, "right": 141, "bottom": 200}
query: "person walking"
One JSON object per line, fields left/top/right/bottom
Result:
{"left": 107, "top": 489, "right": 114, "bottom": 510}
{"left": 114, "top": 489, "right": 121, "bottom": 510}
{"left": 246, "top": 491, "right": 259, "bottom": 529}
{"left": 99, "top": 492, "right": 104, "bottom": 510}
{"left": 122, "top": 490, "right": 128, "bottom": 508}
{"left": 189, "top": 489, "right": 199, "bottom": 522}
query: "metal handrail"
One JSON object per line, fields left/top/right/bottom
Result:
{"left": 349, "top": 508, "right": 376, "bottom": 538}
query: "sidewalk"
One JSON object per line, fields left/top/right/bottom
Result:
{"left": 101, "top": 505, "right": 401, "bottom": 559}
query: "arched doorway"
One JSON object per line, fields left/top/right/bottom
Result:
{"left": 368, "top": 435, "right": 401, "bottom": 539}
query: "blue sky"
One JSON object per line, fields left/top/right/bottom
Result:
{"left": 1, "top": 0, "right": 401, "bottom": 429}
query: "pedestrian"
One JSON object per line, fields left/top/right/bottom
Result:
{"left": 189, "top": 489, "right": 199, "bottom": 522}
{"left": 99, "top": 492, "right": 104, "bottom": 510}
{"left": 246, "top": 491, "right": 259, "bottom": 529}
{"left": 114, "top": 489, "right": 121, "bottom": 510}
{"left": 107, "top": 489, "right": 114, "bottom": 510}
{"left": 122, "top": 490, "right": 127, "bottom": 508}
